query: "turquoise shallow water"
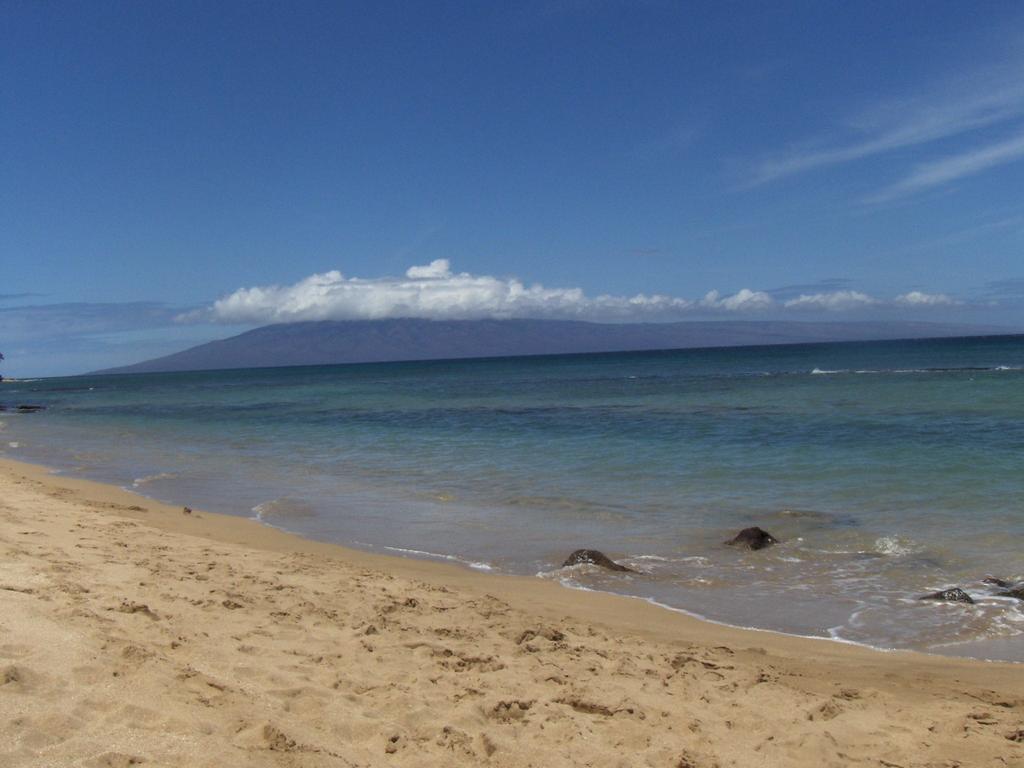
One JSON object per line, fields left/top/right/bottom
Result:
{"left": 2, "top": 334, "right": 1023, "bottom": 658}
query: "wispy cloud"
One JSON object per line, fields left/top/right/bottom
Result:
{"left": 0, "top": 302, "right": 244, "bottom": 376}
{"left": 766, "top": 278, "right": 853, "bottom": 300}
{"left": 0, "top": 292, "right": 43, "bottom": 302}
{"left": 0, "top": 302, "right": 196, "bottom": 342}
{"left": 189, "top": 260, "right": 969, "bottom": 324}
{"left": 748, "top": 60, "right": 1024, "bottom": 193}
{"left": 869, "top": 130, "right": 1024, "bottom": 201}
{"left": 981, "top": 277, "right": 1024, "bottom": 301}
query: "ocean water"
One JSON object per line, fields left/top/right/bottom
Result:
{"left": 2, "top": 334, "right": 1023, "bottom": 659}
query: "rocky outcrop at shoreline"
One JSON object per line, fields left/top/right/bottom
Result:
{"left": 919, "top": 587, "right": 975, "bottom": 604}
{"left": 561, "top": 549, "right": 636, "bottom": 572}
{"left": 724, "top": 526, "right": 779, "bottom": 550}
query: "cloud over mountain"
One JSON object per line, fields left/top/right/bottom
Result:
{"left": 187, "top": 261, "right": 964, "bottom": 325}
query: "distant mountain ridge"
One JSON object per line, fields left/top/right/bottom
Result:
{"left": 93, "top": 318, "right": 1017, "bottom": 375}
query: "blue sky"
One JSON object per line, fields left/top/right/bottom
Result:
{"left": 2, "top": 1, "right": 1023, "bottom": 375}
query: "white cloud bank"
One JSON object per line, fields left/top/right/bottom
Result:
{"left": 783, "top": 290, "right": 878, "bottom": 311}
{"left": 186, "top": 261, "right": 962, "bottom": 325}
{"left": 894, "top": 290, "right": 960, "bottom": 307}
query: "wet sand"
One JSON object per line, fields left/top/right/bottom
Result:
{"left": 1, "top": 456, "right": 1022, "bottom": 767}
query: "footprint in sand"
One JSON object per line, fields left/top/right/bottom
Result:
{"left": 115, "top": 600, "right": 159, "bottom": 620}
{"left": 1, "top": 664, "right": 39, "bottom": 691}
{"left": 807, "top": 699, "right": 845, "bottom": 721}
{"left": 0, "top": 643, "right": 33, "bottom": 660}
{"left": 435, "top": 726, "right": 476, "bottom": 758}
{"left": 487, "top": 699, "right": 534, "bottom": 722}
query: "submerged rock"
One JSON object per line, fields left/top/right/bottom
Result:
{"left": 997, "top": 587, "right": 1024, "bottom": 600}
{"left": 918, "top": 587, "right": 974, "bottom": 604}
{"left": 561, "top": 549, "right": 635, "bottom": 573}
{"left": 724, "top": 527, "right": 778, "bottom": 550}
{"left": 15, "top": 404, "right": 45, "bottom": 412}
{"left": 983, "top": 577, "right": 1012, "bottom": 588}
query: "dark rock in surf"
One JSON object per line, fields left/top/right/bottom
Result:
{"left": 724, "top": 527, "right": 778, "bottom": 550}
{"left": 983, "top": 577, "right": 1012, "bottom": 588}
{"left": 918, "top": 587, "right": 974, "bottom": 604}
{"left": 561, "top": 549, "right": 636, "bottom": 573}
{"left": 997, "top": 587, "right": 1024, "bottom": 600}
{"left": 15, "top": 405, "right": 45, "bottom": 412}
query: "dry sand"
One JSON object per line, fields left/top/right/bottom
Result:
{"left": 1, "top": 457, "right": 1022, "bottom": 767}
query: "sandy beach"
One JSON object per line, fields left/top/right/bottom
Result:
{"left": 1, "top": 457, "right": 1022, "bottom": 767}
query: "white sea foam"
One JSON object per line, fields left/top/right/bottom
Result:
{"left": 383, "top": 545, "right": 493, "bottom": 571}
{"left": 551, "top": 578, "right": 900, "bottom": 653}
{"left": 536, "top": 563, "right": 598, "bottom": 579}
{"left": 873, "top": 536, "right": 917, "bottom": 556}
{"left": 132, "top": 472, "right": 177, "bottom": 487}
{"left": 7, "top": 441, "right": 19, "bottom": 448}
{"left": 829, "top": 365, "right": 1023, "bottom": 376}
{"left": 251, "top": 497, "right": 318, "bottom": 522}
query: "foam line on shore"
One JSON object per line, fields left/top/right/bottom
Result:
{"left": 1, "top": 453, "right": 1021, "bottom": 665}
